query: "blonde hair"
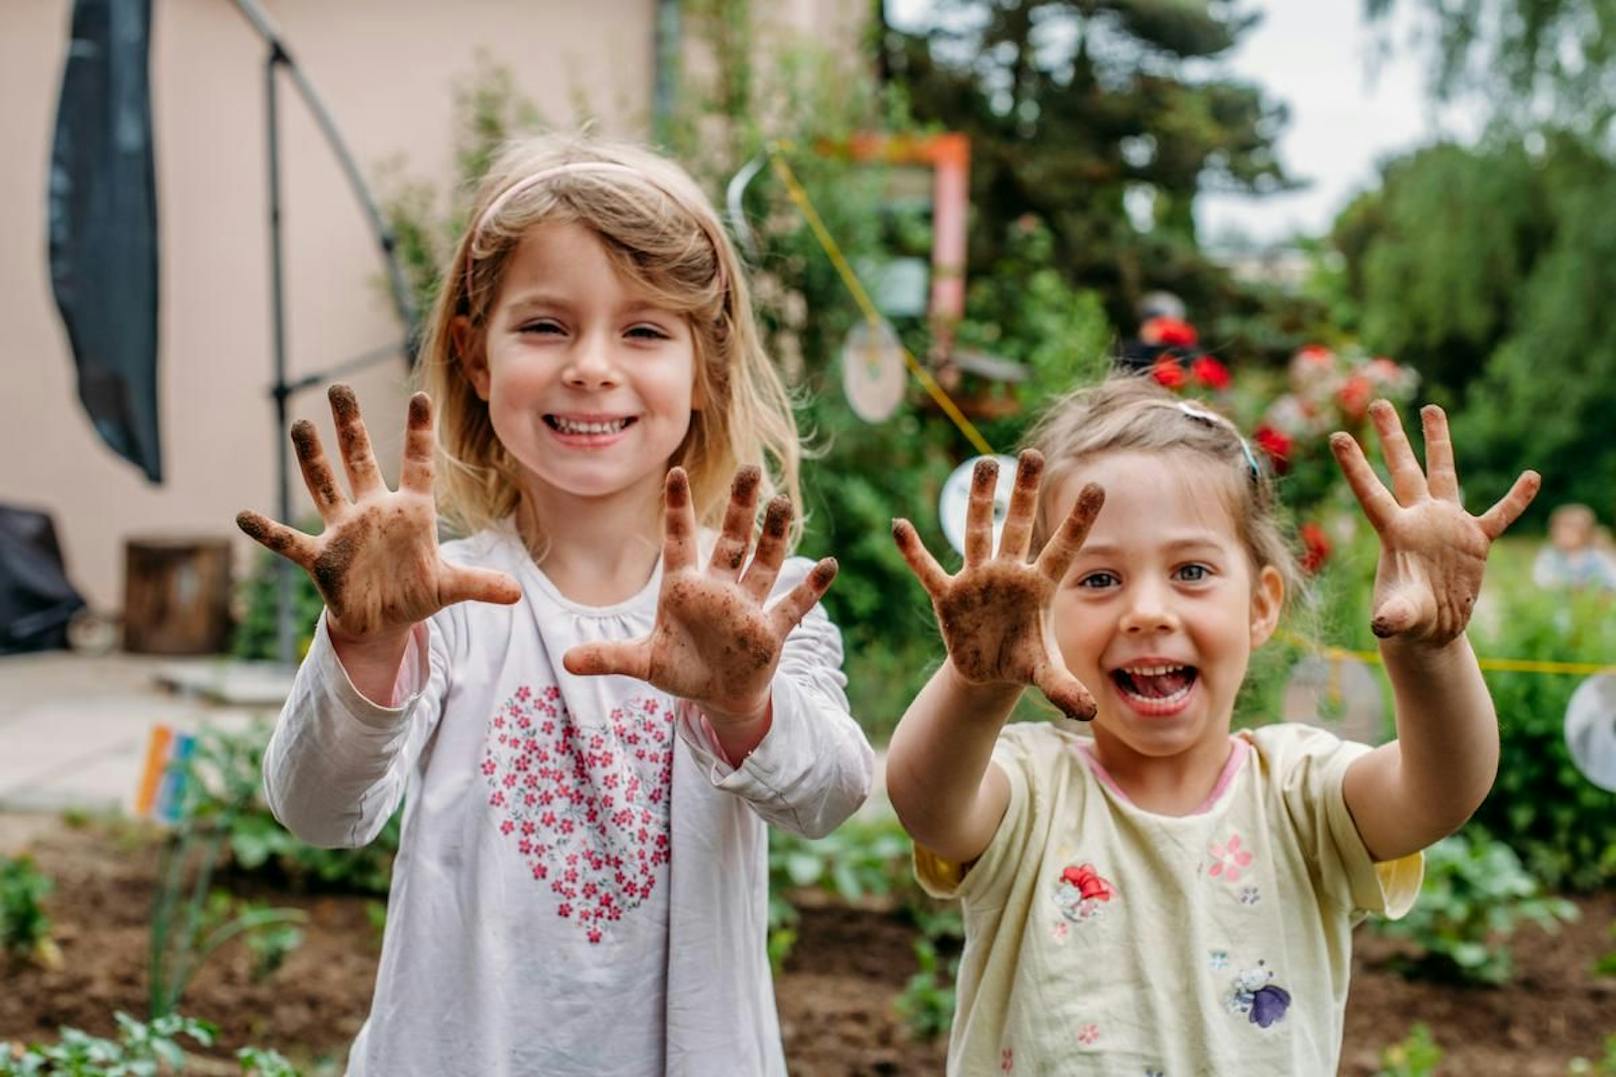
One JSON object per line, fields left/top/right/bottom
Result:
{"left": 1549, "top": 503, "right": 1596, "bottom": 529}
{"left": 417, "top": 133, "right": 801, "bottom": 543}
{"left": 1023, "top": 374, "right": 1303, "bottom": 607}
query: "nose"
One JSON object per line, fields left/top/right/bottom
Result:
{"left": 562, "top": 332, "right": 619, "bottom": 390}
{"left": 1119, "top": 578, "right": 1179, "bottom": 636}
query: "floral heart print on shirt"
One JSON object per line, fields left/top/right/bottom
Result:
{"left": 481, "top": 684, "right": 674, "bottom": 944}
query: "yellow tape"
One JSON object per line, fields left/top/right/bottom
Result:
{"left": 1281, "top": 630, "right": 1615, "bottom": 677}
{"left": 769, "top": 142, "right": 1613, "bottom": 682}
{"left": 766, "top": 146, "right": 995, "bottom": 458}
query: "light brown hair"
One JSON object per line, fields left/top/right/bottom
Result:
{"left": 417, "top": 133, "right": 801, "bottom": 543}
{"left": 1023, "top": 374, "right": 1303, "bottom": 607}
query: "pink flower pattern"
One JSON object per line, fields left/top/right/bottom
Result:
{"left": 482, "top": 685, "right": 674, "bottom": 944}
{"left": 1077, "top": 1023, "right": 1100, "bottom": 1046}
{"left": 1208, "top": 833, "right": 1254, "bottom": 884}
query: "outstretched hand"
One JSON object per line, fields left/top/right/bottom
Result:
{"left": 891, "top": 450, "right": 1105, "bottom": 722}
{"left": 562, "top": 466, "right": 838, "bottom": 729}
{"left": 1330, "top": 400, "right": 1539, "bottom": 646}
{"left": 235, "top": 384, "right": 522, "bottom": 643}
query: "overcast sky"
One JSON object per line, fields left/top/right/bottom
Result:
{"left": 885, "top": 1, "right": 1481, "bottom": 244}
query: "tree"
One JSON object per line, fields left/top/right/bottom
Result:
{"left": 1366, "top": 0, "right": 1616, "bottom": 143}
{"left": 1329, "top": 141, "right": 1551, "bottom": 406}
{"left": 881, "top": 0, "right": 1295, "bottom": 331}
{"left": 1332, "top": 133, "right": 1616, "bottom": 516}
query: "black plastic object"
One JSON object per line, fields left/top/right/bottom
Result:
{"left": 0, "top": 505, "right": 87, "bottom": 655}
{"left": 48, "top": 0, "right": 162, "bottom": 483}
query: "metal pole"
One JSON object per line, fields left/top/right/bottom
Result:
{"left": 266, "top": 44, "right": 295, "bottom": 666}
{"left": 228, "top": 0, "right": 420, "bottom": 665}
{"left": 232, "top": 0, "right": 416, "bottom": 334}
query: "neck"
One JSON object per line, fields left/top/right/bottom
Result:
{"left": 517, "top": 478, "right": 665, "bottom": 606}
{"left": 1085, "top": 725, "right": 1236, "bottom": 816}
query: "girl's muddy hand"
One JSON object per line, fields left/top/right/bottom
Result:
{"left": 235, "top": 384, "right": 522, "bottom": 641}
{"left": 1330, "top": 400, "right": 1539, "bottom": 646}
{"left": 561, "top": 466, "right": 837, "bottom": 727}
{"left": 892, "top": 450, "right": 1105, "bottom": 722}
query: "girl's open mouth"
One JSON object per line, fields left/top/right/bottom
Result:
{"left": 1110, "top": 664, "right": 1199, "bottom": 715}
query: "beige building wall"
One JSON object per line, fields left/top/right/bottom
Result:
{"left": 0, "top": 0, "right": 867, "bottom": 622}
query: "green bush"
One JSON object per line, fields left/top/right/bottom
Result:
{"left": 0, "top": 1013, "right": 299, "bottom": 1076}
{"left": 1371, "top": 831, "right": 1577, "bottom": 985}
{"left": 895, "top": 936, "right": 958, "bottom": 1041}
{"left": 0, "top": 1013, "right": 214, "bottom": 1076}
{"left": 185, "top": 721, "right": 399, "bottom": 896}
{"left": 1375, "top": 1023, "right": 1443, "bottom": 1077}
{"left": 1467, "top": 584, "right": 1616, "bottom": 890}
{"left": 231, "top": 544, "right": 323, "bottom": 663}
{"left": 0, "top": 854, "right": 54, "bottom": 965}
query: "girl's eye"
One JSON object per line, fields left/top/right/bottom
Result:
{"left": 1175, "top": 563, "right": 1211, "bottom": 582}
{"left": 520, "top": 319, "right": 565, "bottom": 336}
{"left": 626, "top": 324, "right": 671, "bottom": 341}
{"left": 1077, "top": 571, "right": 1119, "bottom": 590}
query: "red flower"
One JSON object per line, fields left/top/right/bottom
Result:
{"left": 1336, "top": 374, "right": 1373, "bottom": 422}
{"left": 1143, "top": 316, "right": 1199, "bottom": 347}
{"left": 1190, "top": 354, "right": 1231, "bottom": 390}
{"left": 1299, "top": 522, "right": 1331, "bottom": 575}
{"left": 1253, "top": 425, "right": 1292, "bottom": 473}
{"left": 1060, "top": 863, "right": 1115, "bottom": 903}
{"left": 1151, "top": 356, "right": 1186, "bottom": 390}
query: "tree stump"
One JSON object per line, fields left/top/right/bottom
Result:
{"left": 122, "top": 537, "right": 232, "bottom": 655}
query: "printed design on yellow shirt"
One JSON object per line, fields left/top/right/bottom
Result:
{"left": 1207, "top": 831, "right": 1254, "bottom": 883}
{"left": 1224, "top": 959, "right": 1292, "bottom": 1029}
{"left": 1051, "top": 861, "right": 1117, "bottom": 926}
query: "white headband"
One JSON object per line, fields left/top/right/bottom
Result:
{"left": 464, "top": 161, "right": 728, "bottom": 304}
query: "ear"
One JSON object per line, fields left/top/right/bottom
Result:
{"left": 1249, "top": 564, "right": 1284, "bottom": 648}
{"left": 452, "top": 315, "right": 491, "bottom": 402}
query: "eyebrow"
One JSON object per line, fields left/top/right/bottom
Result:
{"left": 500, "top": 293, "right": 680, "bottom": 320}
{"left": 1076, "top": 536, "right": 1228, "bottom": 558}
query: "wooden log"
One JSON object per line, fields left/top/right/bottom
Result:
{"left": 122, "top": 537, "right": 233, "bottom": 655}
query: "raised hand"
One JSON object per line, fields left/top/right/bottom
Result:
{"left": 561, "top": 466, "right": 838, "bottom": 728}
{"left": 891, "top": 451, "right": 1105, "bottom": 722}
{"left": 1330, "top": 400, "right": 1539, "bottom": 646}
{"left": 235, "top": 384, "right": 522, "bottom": 643}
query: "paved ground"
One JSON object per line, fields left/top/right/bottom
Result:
{"left": 0, "top": 648, "right": 893, "bottom": 845}
{"left": 0, "top": 650, "right": 287, "bottom": 821}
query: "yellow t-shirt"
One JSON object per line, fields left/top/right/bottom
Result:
{"left": 915, "top": 722, "right": 1423, "bottom": 1076}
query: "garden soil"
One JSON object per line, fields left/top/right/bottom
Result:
{"left": 2, "top": 816, "right": 1611, "bottom": 1075}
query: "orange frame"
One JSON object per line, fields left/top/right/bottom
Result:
{"left": 822, "top": 132, "right": 971, "bottom": 348}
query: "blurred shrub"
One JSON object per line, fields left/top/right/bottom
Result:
{"left": 1371, "top": 831, "right": 1577, "bottom": 984}
{"left": 1375, "top": 1023, "right": 1443, "bottom": 1077}
{"left": 231, "top": 541, "right": 323, "bottom": 663}
{"left": 1467, "top": 585, "right": 1616, "bottom": 890}
{"left": 186, "top": 721, "right": 399, "bottom": 896}
{"left": 0, "top": 854, "right": 57, "bottom": 968}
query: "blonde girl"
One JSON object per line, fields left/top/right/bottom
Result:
{"left": 237, "top": 133, "right": 873, "bottom": 1076}
{"left": 884, "top": 375, "right": 1537, "bottom": 1074}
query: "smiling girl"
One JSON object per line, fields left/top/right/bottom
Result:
{"left": 883, "top": 375, "right": 1538, "bottom": 1074}
{"left": 235, "top": 134, "right": 872, "bottom": 1076}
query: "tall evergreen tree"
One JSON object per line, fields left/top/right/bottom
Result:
{"left": 882, "top": 0, "right": 1294, "bottom": 330}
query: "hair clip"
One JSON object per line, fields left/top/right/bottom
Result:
{"left": 1175, "top": 401, "right": 1261, "bottom": 481}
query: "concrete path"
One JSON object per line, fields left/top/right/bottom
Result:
{"left": 0, "top": 651, "right": 289, "bottom": 817}
{"left": 0, "top": 648, "right": 894, "bottom": 825}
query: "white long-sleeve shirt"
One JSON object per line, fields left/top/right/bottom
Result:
{"left": 263, "top": 522, "right": 874, "bottom": 1076}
